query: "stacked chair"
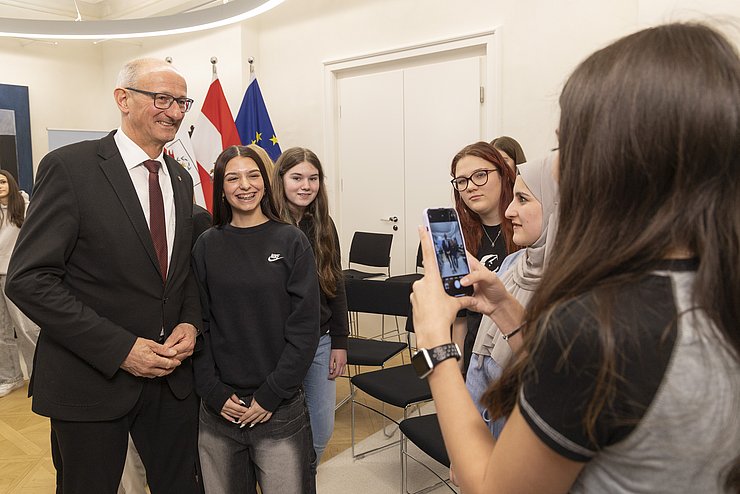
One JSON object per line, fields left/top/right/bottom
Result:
{"left": 341, "top": 233, "right": 453, "bottom": 492}
{"left": 400, "top": 413, "right": 454, "bottom": 493}
{"left": 336, "top": 277, "right": 409, "bottom": 410}
{"left": 344, "top": 279, "right": 431, "bottom": 460}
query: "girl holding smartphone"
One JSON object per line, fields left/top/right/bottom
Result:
{"left": 411, "top": 23, "right": 740, "bottom": 493}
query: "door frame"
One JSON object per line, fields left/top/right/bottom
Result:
{"left": 322, "top": 30, "right": 501, "bottom": 239}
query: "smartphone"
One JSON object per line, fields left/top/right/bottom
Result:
{"left": 423, "top": 207, "right": 474, "bottom": 297}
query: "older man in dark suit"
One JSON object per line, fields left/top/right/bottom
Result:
{"left": 6, "top": 58, "right": 202, "bottom": 494}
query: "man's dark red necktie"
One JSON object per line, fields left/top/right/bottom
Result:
{"left": 142, "top": 160, "right": 167, "bottom": 282}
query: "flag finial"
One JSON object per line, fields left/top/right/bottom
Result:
{"left": 165, "top": 56, "right": 172, "bottom": 64}
{"left": 211, "top": 56, "right": 218, "bottom": 77}
{"left": 248, "top": 57, "right": 255, "bottom": 74}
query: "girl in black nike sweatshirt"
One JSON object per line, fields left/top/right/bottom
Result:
{"left": 192, "top": 145, "right": 320, "bottom": 494}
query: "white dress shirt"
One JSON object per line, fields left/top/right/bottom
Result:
{"left": 113, "top": 128, "right": 176, "bottom": 266}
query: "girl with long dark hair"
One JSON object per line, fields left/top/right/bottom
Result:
{"left": 192, "top": 145, "right": 320, "bottom": 493}
{"left": 411, "top": 23, "right": 740, "bottom": 493}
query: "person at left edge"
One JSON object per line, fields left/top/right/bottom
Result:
{"left": 5, "top": 58, "right": 202, "bottom": 494}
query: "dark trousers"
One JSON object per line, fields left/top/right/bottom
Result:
{"left": 50, "top": 377, "right": 199, "bottom": 494}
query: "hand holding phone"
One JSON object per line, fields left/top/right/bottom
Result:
{"left": 423, "top": 207, "right": 473, "bottom": 297}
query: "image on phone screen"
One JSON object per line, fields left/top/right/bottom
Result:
{"left": 425, "top": 208, "right": 473, "bottom": 297}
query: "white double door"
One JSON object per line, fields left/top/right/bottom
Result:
{"left": 337, "top": 55, "right": 484, "bottom": 275}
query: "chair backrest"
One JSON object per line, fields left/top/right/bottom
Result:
{"left": 414, "top": 242, "right": 423, "bottom": 273}
{"left": 348, "top": 231, "right": 393, "bottom": 269}
{"left": 345, "top": 278, "right": 412, "bottom": 317}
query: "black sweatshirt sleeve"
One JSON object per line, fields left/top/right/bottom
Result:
{"left": 327, "top": 219, "right": 349, "bottom": 350}
{"left": 191, "top": 236, "right": 235, "bottom": 413}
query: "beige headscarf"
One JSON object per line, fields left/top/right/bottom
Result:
{"left": 472, "top": 152, "right": 559, "bottom": 367}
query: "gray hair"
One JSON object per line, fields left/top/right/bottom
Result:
{"left": 115, "top": 58, "right": 182, "bottom": 88}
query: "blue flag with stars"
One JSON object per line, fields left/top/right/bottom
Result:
{"left": 235, "top": 74, "right": 282, "bottom": 162}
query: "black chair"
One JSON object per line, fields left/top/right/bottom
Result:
{"left": 336, "top": 278, "right": 411, "bottom": 410}
{"left": 386, "top": 242, "right": 424, "bottom": 284}
{"left": 346, "top": 276, "right": 414, "bottom": 340}
{"left": 351, "top": 364, "right": 432, "bottom": 460}
{"left": 343, "top": 231, "right": 394, "bottom": 280}
{"left": 336, "top": 337, "right": 407, "bottom": 410}
{"left": 345, "top": 278, "right": 433, "bottom": 460}
{"left": 400, "top": 413, "right": 454, "bottom": 493}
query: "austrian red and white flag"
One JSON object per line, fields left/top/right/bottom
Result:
{"left": 164, "top": 126, "right": 207, "bottom": 208}
{"left": 190, "top": 76, "right": 241, "bottom": 212}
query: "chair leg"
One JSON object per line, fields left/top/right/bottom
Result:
{"left": 349, "top": 310, "right": 359, "bottom": 336}
{"left": 401, "top": 427, "right": 408, "bottom": 494}
{"left": 335, "top": 373, "right": 352, "bottom": 411}
{"left": 350, "top": 381, "right": 357, "bottom": 458}
{"left": 350, "top": 395, "right": 404, "bottom": 460}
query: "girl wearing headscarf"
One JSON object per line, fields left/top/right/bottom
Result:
{"left": 466, "top": 153, "right": 559, "bottom": 437}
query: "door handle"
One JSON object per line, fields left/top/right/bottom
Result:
{"left": 380, "top": 216, "right": 399, "bottom": 223}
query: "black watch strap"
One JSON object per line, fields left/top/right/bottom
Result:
{"left": 412, "top": 343, "right": 461, "bottom": 378}
{"left": 429, "top": 343, "right": 461, "bottom": 366}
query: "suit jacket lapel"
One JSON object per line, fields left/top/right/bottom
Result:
{"left": 97, "top": 133, "right": 163, "bottom": 279}
{"left": 164, "top": 155, "right": 189, "bottom": 288}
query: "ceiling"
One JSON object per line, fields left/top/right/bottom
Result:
{"left": 0, "top": 0, "right": 226, "bottom": 21}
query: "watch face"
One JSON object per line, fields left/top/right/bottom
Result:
{"left": 411, "top": 349, "right": 433, "bottom": 378}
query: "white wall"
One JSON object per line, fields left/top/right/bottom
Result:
{"left": 247, "top": 0, "right": 637, "bottom": 164}
{"left": 1, "top": 0, "right": 738, "bottom": 178}
{"left": 0, "top": 38, "right": 109, "bottom": 174}
{"left": 99, "top": 24, "right": 248, "bottom": 133}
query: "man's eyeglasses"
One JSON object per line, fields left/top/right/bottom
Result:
{"left": 126, "top": 87, "right": 194, "bottom": 113}
{"left": 450, "top": 169, "right": 498, "bottom": 191}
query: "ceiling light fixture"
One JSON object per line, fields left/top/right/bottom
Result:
{"left": 0, "top": 0, "right": 283, "bottom": 40}
{"left": 72, "top": 0, "right": 82, "bottom": 22}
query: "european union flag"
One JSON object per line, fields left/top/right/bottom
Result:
{"left": 235, "top": 75, "right": 282, "bottom": 162}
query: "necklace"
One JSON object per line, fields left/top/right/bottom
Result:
{"left": 483, "top": 225, "right": 501, "bottom": 249}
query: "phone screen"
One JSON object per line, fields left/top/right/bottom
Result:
{"left": 424, "top": 208, "right": 473, "bottom": 297}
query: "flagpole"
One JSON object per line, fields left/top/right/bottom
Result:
{"left": 248, "top": 57, "right": 254, "bottom": 75}
{"left": 211, "top": 56, "right": 218, "bottom": 79}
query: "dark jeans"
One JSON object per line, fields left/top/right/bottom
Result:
{"left": 198, "top": 390, "right": 316, "bottom": 494}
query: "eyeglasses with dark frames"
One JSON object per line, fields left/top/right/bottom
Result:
{"left": 450, "top": 168, "right": 499, "bottom": 191}
{"left": 126, "top": 87, "right": 194, "bottom": 113}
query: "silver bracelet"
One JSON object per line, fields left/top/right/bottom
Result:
{"left": 501, "top": 323, "right": 524, "bottom": 341}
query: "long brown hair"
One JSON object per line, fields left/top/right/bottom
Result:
{"left": 485, "top": 23, "right": 740, "bottom": 490}
{"left": 272, "top": 147, "right": 342, "bottom": 298}
{"left": 450, "top": 141, "right": 518, "bottom": 255}
{"left": 211, "top": 145, "right": 282, "bottom": 227}
{"left": 0, "top": 170, "right": 25, "bottom": 228}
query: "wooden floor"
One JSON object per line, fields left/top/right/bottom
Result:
{"left": 0, "top": 346, "right": 410, "bottom": 493}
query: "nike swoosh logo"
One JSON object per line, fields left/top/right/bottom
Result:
{"left": 268, "top": 254, "right": 284, "bottom": 262}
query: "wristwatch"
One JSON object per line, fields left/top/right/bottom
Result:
{"left": 412, "top": 343, "right": 461, "bottom": 379}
